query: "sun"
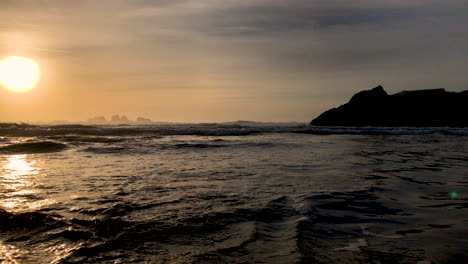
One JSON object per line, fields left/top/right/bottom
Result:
{"left": 0, "top": 56, "right": 40, "bottom": 92}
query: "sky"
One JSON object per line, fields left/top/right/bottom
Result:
{"left": 0, "top": 0, "right": 467, "bottom": 123}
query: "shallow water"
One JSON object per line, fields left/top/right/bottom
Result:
{"left": 0, "top": 124, "right": 466, "bottom": 263}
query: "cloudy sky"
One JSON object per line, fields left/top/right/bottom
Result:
{"left": 0, "top": 0, "right": 466, "bottom": 122}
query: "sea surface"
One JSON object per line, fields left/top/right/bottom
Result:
{"left": 0, "top": 123, "right": 466, "bottom": 264}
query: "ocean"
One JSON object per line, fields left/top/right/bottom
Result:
{"left": 0, "top": 123, "right": 466, "bottom": 263}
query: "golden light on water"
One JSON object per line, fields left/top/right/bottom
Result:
{"left": 0, "top": 154, "right": 49, "bottom": 211}
{"left": 3, "top": 154, "right": 39, "bottom": 177}
{"left": 0, "top": 242, "right": 22, "bottom": 264}
{"left": 0, "top": 57, "right": 40, "bottom": 92}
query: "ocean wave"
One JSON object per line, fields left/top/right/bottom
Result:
{"left": 48, "top": 124, "right": 97, "bottom": 129}
{"left": 0, "top": 123, "right": 467, "bottom": 137}
{"left": 296, "top": 188, "right": 427, "bottom": 263}
{"left": 0, "top": 207, "right": 130, "bottom": 262}
{"left": 0, "top": 208, "right": 66, "bottom": 241}
{"left": 170, "top": 143, "right": 229, "bottom": 149}
{"left": 80, "top": 140, "right": 275, "bottom": 154}
{"left": 58, "top": 196, "right": 300, "bottom": 263}
{"left": 0, "top": 141, "right": 67, "bottom": 154}
{"left": 191, "top": 206, "right": 301, "bottom": 263}
{"left": 0, "top": 126, "right": 263, "bottom": 137}
{"left": 47, "top": 135, "right": 127, "bottom": 143}
{"left": 81, "top": 146, "right": 129, "bottom": 154}
{"left": 295, "top": 126, "right": 468, "bottom": 136}
{"left": 0, "top": 123, "right": 37, "bottom": 129}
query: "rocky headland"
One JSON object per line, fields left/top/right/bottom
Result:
{"left": 310, "top": 86, "right": 467, "bottom": 127}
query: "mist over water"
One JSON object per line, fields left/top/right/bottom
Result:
{"left": 0, "top": 123, "right": 466, "bottom": 263}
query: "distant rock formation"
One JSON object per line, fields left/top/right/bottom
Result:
{"left": 87, "top": 116, "right": 107, "bottom": 124}
{"left": 110, "top": 115, "right": 130, "bottom": 124}
{"left": 310, "top": 86, "right": 468, "bottom": 127}
{"left": 136, "top": 117, "right": 153, "bottom": 124}
{"left": 84, "top": 115, "right": 154, "bottom": 125}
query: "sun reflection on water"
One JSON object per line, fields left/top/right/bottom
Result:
{"left": 0, "top": 241, "right": 23, "bottom": 264}
{"left": 3, "top": 154, "right": 39, "bottom": 177}
{"left": 0, "top": 154, "right": 53, "bottom": 211}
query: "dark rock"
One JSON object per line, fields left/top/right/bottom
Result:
{"left": 110, "top": 115, "right": 122, "bottom": 123}
{"left": 120, "top": 115, "right": 129, "bottom": 122}
{"left": 349, "top": 85, "right": 388, "bottom": 104}
{"left": 87, "top": 116, "right": 107, "bottom": 124}
{"left": 136, "top": 117, "right": 153, "bottom": 124}
{"left": 310, "top": 86, "right": 468, "bottom": 127}
{"left": 110, "top": 115, "right": 131, "bottom": 124}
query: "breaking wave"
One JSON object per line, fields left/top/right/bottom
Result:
{"left": 0, "top": 141, "right": 67, "bottom": 154}
{"left": 0, "top": 123, "right": 466, "bottom": 137}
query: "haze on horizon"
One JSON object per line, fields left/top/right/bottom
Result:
{"left": 0, "top": 0, "right": 467, "bottom": 123}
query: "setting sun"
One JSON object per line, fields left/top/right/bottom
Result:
{"left": 0, "top": 56, "right": 40, "bottom": 92}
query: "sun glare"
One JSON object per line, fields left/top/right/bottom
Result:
{"left": 0, "top": 56, "right": 40, "bottom": 92}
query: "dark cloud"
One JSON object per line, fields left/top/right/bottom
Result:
{"left": 174, "top": 0, "right": 468, "bottom": 87}
{"left": 200, "top": 5, "right": 414, "bottom": 36}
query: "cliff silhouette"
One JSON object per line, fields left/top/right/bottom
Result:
{"left": 310, "top": 86, "right": 468, "bottom": 127}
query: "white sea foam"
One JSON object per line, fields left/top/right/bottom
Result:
{"left": 333, "top": 238, "right": 368, "bottom": 252}
{"left": 360, "top": 225, "right": 405, "bottom": 239}
{"left": 1, "top": 123, "right": 467, "bottom": 137}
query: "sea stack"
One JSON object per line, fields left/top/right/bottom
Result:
{"left": 310, "top": 86, "right": 468, "bottom": 127}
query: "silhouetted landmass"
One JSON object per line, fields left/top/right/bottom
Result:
{"left": 310, "top": 86, "right": 468, "bottom": 127}
{"left": 84, "top": 115, "right": 155, "bottom": 125}
{"left": 87, "top": 116, "right": 107, "bottom": 124}
{"left": 110, "top": 115, "right": 130, "bottom": 124}
{"left": 136, "top": 117, "right": 153, "bottom": 124}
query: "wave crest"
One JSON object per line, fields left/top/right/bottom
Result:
{"left": 0, "top": 141, "right": 67, "bottom": 154}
